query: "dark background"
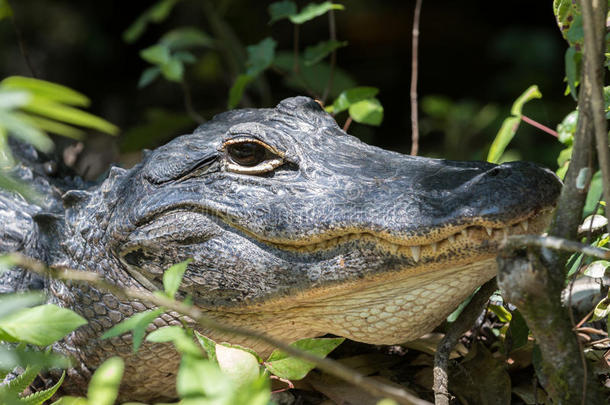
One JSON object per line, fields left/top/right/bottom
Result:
{"left": 0, "top": 1, "right": 571, "bottom": 177}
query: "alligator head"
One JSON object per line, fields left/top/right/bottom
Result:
{"left": 3, "top": 96, "right": 561, "bottom": 400}
{"left": 100, "top": 97, "right": 560, "bottom": 344}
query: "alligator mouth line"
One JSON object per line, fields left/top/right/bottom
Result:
{"left": 257, "top": 211, "right": 551, "bottom": 262}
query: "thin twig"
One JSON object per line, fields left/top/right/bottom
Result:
{"left": 580, "top": 0, "right": 610, "bottom": 236}
{"left": 500, "top": 234, "right": 610, "bottom": 260}
{"left": 433, "top": 277, "right": 497, "bottom": 405}
{"left": 520, "top": 115, "right": 558, "bottom": 137}
{"left": 409, "top": 0, "right": 422, "bottom": 156}
{"left": 7, "top": 252, "right": 430, "bottom": 405}
{"left": 180, "top": 81, "right": 205, "bottom": 124}
{"left": 321, "top": 9, "right": 337, "bottom": 104}
{"left": 343, "top": 116, "right": 353, "bottom": 132}
{"left": 8, "top": 0, "right": 37, "bottom": 78}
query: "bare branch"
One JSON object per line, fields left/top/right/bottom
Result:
{"left": 6, "top": 252, "right": 431, "bottom": 405}
{"left": 409, "top": 0, "right": 422, "bottom": 156}
{"left": 500, "top": 234, "right": 610, "bottom": 260}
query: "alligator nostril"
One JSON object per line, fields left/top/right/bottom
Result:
{"left": 487, "top": 167, "right": 510, "bottom": 179}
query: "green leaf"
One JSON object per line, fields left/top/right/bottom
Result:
{"left": 245, "top": 37, "right": 277, "bottom": 76}
{"left": 0, "top": 292, "right": 45, "bottom": 320}
{"left": 20, "top": 371, "right": 64, "bottom": 405}
{"left": 160, "top": 58, "right": 184, "bottom": 82}
{"left": 303, "top": 40, "right": 347, "bottom": 66}
{"left": 0, "top": 110, "right": 54, "bottom": 152}
{"left": 177, "top": 356, "right": 230, "bottom": 398}
{"left": 565, "top": 47, "right": 581, "bottom": 100}
{"left": 507, "top": 309, "right": 528, "bottom": 350}
{"left": 329, "top": 86, "right": 379, "bottom": 114}
{"left": 87, "top": 357, "right": 124, "bottom": 405}
{"left": 268, "top": 0, "right": 297, "bottom": 24}
{"left": 510, "top": 85, "right": 542, "bottom": 116}
{"left": 216, "top": 344, "right": 261, "bottom": 388}
{"left": 265, "top": 337, "right": 344, "bottom": 380}
{"left": 557, "top": 110, "right": 577, "bottom": 145}
{"left": 50, "top": 396, "right": 89, "bottom": 405}
{"left": 0, "top": 254, "right": 18, "bottom": 274}
{"left": 227, "top": 74, "right": 254, "bottom": 109}
{"left": 0, "top": 0, "right": 13, "bottom": 20}
{"left": 348, "top": 98, "right": 383, "bottom": 126}
{"left": 194, "top": 331, "right": 217, "bottom": 363}
{"left": 1, "top": 365, "right": 40, "bottom": 397}
{"left": 101, "top": 308, "right": 163, "bottom": 352}
{"left": 584, "top": 170, "right": 603, "bottom": 216}
{"left": 583, "top": 260, "right": 610, "bottom": 278}
{"left": 593, "top": 295, "right": 610, "bottom": 320}
{"left": 0, "top": 304, "right": 86, "bottom": 346}
{"left": 140, "top": 44, "right": 171, "bottom": 66}
{"left": 566, "top": 14, "right": 583, "bottom": 45}
{"left": 487, "top": 116, "right": 521, "bottom": 164}
{"left": 138, "top": 66, "right": 161, "bottom": 88}
{"left": 12, "top": 112, "right": 85, "bottom": 140}
{"left": 123, "top": 0, "right": 180, "bottom": 43}
{"left": 0, "top": 344, "right": 72, "bottom": 373}
{"left": 0, "top": 171, "right": 42, "bottom": 203}
{"left": 173, "top": 51, "right": 197, "bottom": 64}
{"left": 22, "top": 96, "right": 119, "bottom": 135}
{"left": 146, "top": 326, "right": 203, "bottom": 357}
{"left": 1, "top": 76, "right": 89, "bottom": 107}
{"left": 160, "top": 27, "right": 213, "bottom": 50}
{"left": 289, "top": 2, "right": 345, "bottom": 24}
{"left": 163, "top": 259, "right": 192, "bottom": 298}
{"left": 0, "top": 90, "right": 30, "bottom": 109}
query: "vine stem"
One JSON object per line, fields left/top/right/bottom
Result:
{"left": 520, "top": 115, "right": 558, "bottom": 137}
{"left": 7, "top": 252, "right": 430, "bottom": 405}
{"left": 409, "top": 0, "right": 422, "bottom": 156}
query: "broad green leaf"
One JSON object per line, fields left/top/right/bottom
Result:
{"left": 101, "top": 308, "right": 163, "bottom": 352}
{"left": 12, "top": 112, "right": 85, "bottom": 140}
{"left": 227, "top": 74, "right": 254, "bottom": 109}
{"left": 87, "top": 357, "right": 124, "bottom": 405}
{"left": 173, "top": 51, "right": 197, "bottom": 64}
{"left": 245, "top": 37, "right": 277, "bottom": 76}
{"left": 0, "top": 90, "right": 30, "bottom": 109}
{"left": 1, "top": 365, "right": 40, "bottom": 396}
{"left": 303, "top": 40, "right": 347, "bottom": 66}
{"left": 268, "top": 1, "right": 297, "bottom": 24}
{"left": 507, "top": 309, "right": 528, "bottom": 350}
{"left": 510, "top": 85, "right": 542, "bottom": 117}
{"left": 553, "top": 0, "right": 580, "bottom": 43}
{"left": 138, "top": 67, "right": 161, "bottom": 88}
{"left": 593, "top": 295, "right": 610, "bottom": 320}
{"left": 349, "top": 98, "right": 383, "bottom": 126}
{"left": 194, "top": 331, "right": 217, "bottom": 363}
{"left": 329, "top": 86, "right": 379, "bottom": 114}
{"left": 0, "top": 110, "right": 54, "bottom": 152}
{"left": 583, "top": 260, "right": 610, "bottom": 278}
{"left": 140, "top": 44, "right": 171, "bottom": 66}
{"left": 0, "top": 0, "right": 13, "bottom": 20}
{"left": 0, "top": 304, "right": 87, "bottom": 346}
{"left": 584, "top": 170, "right": 603, "bottom": 216}
{"left": 289, "top": 2, "right": 345, "bottom": 25}
{"left": 1, "top": 76, "right": 89, "bottom": 107}
{"left": 216, "top": 344, "right": 261, "bottom": 388}
{"left": 20, "top": 371, "right": 64, "bottom": 405}
{"left": 566, "top": 14, "right": 584, "bottom": 45}
{"left": 177, "top": 356, "right": 230, "bottom": 398}
{"left": 123, "top": 0, "right": 180, "bottom": 43}
{"left": 0, "top": 292, "right": 45, "bottom": 320}
{"left": 160, "top": 58, "right": 184, "bottom": 82}
{"left": 265, "top": 337, "right": 344, "bottom": 380}
{"left": 565, "top": 47, "right": 581, "bottom": 100}
{"left": 22, "top": 96, "right": 119, "bottom": 135}
{"left": 160, "top": 27, "right": 213, "bottom": 50}
{"left": 0, "top": 344, "right": 72, "bottom": 372}
{"left": 489, "top": 304, "right": 512, "bottom": 323}
{"left": 163, "top": 259, "right": 192, "bottom": 298}
{"left": 146, "top": 326, "right": 203, "bottom": 357}
{"left": 487, "top": 116, "right": 521, "bottom": 164}
{"left": 557, "top": 110, "right": 577, "bottom": 145}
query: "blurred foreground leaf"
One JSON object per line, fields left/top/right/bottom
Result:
{"left": 265, "top": 337, "right": 344, "bottom": 380}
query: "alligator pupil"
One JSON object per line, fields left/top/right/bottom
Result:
{"left": 227, "top": 142, "right": 266, "bottom": 167}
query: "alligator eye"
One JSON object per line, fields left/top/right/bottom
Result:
{"left": 223, "top": 139, "right": 284, "bottom": 174}
{"left": 227, "top": 142, "right": 267, "bottom": 167}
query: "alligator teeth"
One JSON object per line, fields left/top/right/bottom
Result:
{"left": 431, "top": 242, "right": 438, "bottom": 253}
{"left": 448, "top": 235, "right": 455, "bottom": 243}
{"left": 410, "top": 246, "right": 421, "bottom": 262}
{"left": 520, "top": 220, "right": 529, "bottom": 232}
{"left": 485, "top": 227, "right": 493, "bottom": 237}
{"left": 461, "top": 229, "right": 469, "bottom": 238}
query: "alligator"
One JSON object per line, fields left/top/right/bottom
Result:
{"left": 0, "top": 96, "right": 561, "bottom": 402}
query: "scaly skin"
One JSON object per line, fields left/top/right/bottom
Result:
{"left": 0, "top": 97, "right": 561, "bottom": 402}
